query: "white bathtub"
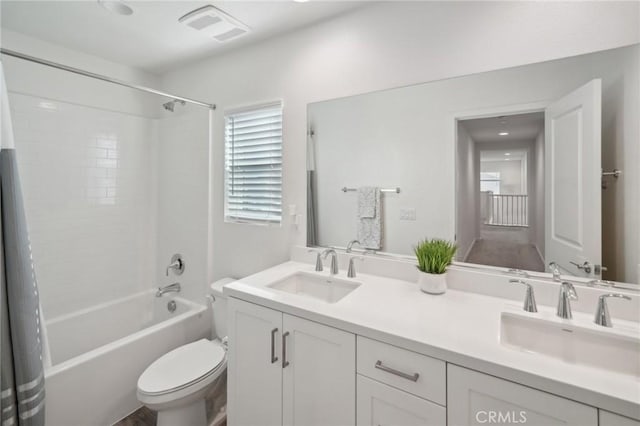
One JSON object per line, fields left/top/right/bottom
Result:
{"left": 43, "top": 290, "right": 210, "bottom": 426}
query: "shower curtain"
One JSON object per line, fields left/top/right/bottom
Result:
{"left": 306, "top": 131, "right": 318, "bottom": 246}
{"left": 0, "top": 64, "right": 46, "bottom": 426}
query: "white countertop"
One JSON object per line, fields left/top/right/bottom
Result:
{"left": 224, "top": 261, "right": 640, "bottom": 420}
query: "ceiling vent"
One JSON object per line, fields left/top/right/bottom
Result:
{"left": 179, "top": 5, "right": 250, "bottom": 43}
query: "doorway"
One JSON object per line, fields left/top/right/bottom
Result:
{"left": 456, "top": 112, "right": 545, "bottom": 271}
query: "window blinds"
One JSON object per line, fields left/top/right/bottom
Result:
{"left": 224, "top": 102, "right": 283, "bottom": 224}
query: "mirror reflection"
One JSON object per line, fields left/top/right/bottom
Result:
{"left": 307, "top": 44, "right": 639, "bottom": 284}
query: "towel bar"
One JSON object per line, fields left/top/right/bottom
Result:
{"left": 341, "top": 187, "right": 400, "bottom": 194}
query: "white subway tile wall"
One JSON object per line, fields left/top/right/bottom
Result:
{"left": 10, "top": 93, "right": 158, "bottom": 318}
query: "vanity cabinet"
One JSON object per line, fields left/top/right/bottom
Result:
{"left": 447, "top": 365, "right": 598, "bottom": 426}
{"left": 599, "top": 411, "right": 640, "bottom": 426}
{"left": 227, "top": 298, "right": 356, "bottom": 426}
{"left": 356, "top": 337, "right": 446, "bottom": 425}
{"left": 357, "top": 375, "right": 446, "bottom": 426}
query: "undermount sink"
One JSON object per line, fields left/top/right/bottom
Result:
{"left": 267, "top": 271, "right": 361, "bottom": 304}
{"left": 500, "top": 310, "right": 640, "bottom": 377}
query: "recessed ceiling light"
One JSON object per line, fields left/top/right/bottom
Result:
{"left": 294, "top": 0, "right": 309, "bottom": 2}
{"left": 98, "top": 0, "right": 133, "bottom": 16}
{"left": 499, "top": 132, "right": 509, "bottom": 136}
{"left": 504, "top": 153, "right": 511, "bottom": 156}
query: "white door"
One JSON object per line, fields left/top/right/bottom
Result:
{"left": 227, "top": 298, "right": 283, "bottom": 426}
{"left": 357, "top": 375, "right": 445, "bottom": 426}
{"left": 282, "top": 314, "right": 356, "bottom": 426}
{"left": 447, "top": 365, "right": 597, "bottom": 426}
{"left": 545, "top": 79, "right": 602, "bottom": 277}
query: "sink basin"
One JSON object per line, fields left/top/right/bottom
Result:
{"left": 500, "top": 310, "right": 640, "bottom": 377}
{"left": 267, "top": 272, "right": 360, "bottom": 304}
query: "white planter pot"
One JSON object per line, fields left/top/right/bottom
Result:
{"left": 418, "top": 270, "right": 447, "bottom": 294}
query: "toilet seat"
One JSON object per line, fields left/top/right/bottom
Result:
{"left": 138, "top": 339, "right": 226, "bottom": 398}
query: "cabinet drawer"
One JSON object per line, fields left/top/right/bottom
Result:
{"left": 357, "top": 375, "right": 445, "bottom": 426}
{"left": 357, "top": 336, "right": 446, "bottom": 405}
{"left": 448, "top": 364, "right": 598, "bottom": 426}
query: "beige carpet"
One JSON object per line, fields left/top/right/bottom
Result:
{"left": 465, "top": 238, "right": 544, "bottom": 272}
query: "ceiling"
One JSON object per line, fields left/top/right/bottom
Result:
{"left": 461, "top": 112, "right": 544, "bottom": 144}
{"left": 0, "top": 1, "right": 366, "bottom": 74}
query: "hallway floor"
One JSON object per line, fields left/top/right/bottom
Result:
{"left": 465, "top": 238, "right": 545, "bottom": 272}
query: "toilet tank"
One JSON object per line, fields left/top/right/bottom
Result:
{"left": 210, "top": 278, "right": 235, "bottom": 339}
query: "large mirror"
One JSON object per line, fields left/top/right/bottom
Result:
{"left": 307, "top": 44, "right": 639, "bottom": 284}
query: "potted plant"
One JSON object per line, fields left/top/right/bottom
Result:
{"left": 414, "top": 238, "right": 457, "bottom": 294}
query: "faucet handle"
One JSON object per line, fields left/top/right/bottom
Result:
{"left": 308, "top": 249, "right": 323, "bottom": 272}
{"left": 509, "top": 279, "right": 537, "bottom": 313}
{"left": 561, "top": 281, "right": 579, "bottom": 300}
{"left": 347, "top": 256, "right": 365, "bottom": 278}
{"left": 594, "top": 293, "right": 632, "bottom": 327}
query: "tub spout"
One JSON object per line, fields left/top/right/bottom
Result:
{"left": 156, "top": 282, "right": 181, "bottom": 297}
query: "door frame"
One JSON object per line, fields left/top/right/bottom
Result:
{"left": 451, "top": 101, "right": 548, "bottom": 268}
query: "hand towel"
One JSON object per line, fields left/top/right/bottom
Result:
{"left": 357, "top": 186, "right": 377, "bottom": 218}
{"left": 357, "top": 187, "right": 382, "bottom": 249}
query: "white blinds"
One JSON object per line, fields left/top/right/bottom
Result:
{"left": 224, "top": 102, "right": 283, "bottom": 224}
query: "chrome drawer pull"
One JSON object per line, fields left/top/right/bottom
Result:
{"left": 270, "top": 328, "right": 279, "bottom": 364}
{"left": 282, "top": 331, "right": 290, "bottom": 368}
{"left": 375, "top": 360, "right": 419, "bottom": 382}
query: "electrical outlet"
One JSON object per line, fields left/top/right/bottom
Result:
{"left": 399, "top": 208, "right": 416, "bottom": 221}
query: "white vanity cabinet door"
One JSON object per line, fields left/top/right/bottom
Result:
{"left": 227, "top": 298, "right": 283, "bottom": 426}
{"left": 282, "top": 314, "right": 356, "bottom": 426}
{"left": 600, "top": 411, "right": 640, "bottom": 426}
{"left": 447, "top": 365, "right": 598, "bottom": 426}
{"left": 357, "top": 375, "right": 446, "bottom": 426}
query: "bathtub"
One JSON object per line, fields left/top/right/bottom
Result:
{"left": 43, "top": 290, "right": 210, "bottom": 426}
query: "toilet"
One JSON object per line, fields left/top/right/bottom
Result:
{"left": 137, "top": 278, "right": 234, "bottom": 426}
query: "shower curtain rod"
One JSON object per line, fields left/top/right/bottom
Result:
{"left": 1, "top": 48, "right": 216, "bottom": 110}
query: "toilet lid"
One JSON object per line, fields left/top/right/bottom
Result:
{"left": 138, "top": 339, "right": 225, "bottom": 395}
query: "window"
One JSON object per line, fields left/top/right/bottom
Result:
{"left": 224, "top": 102, "right": 283, "bottom": 224}
{"left": 480, "top": 172, "right": 500, "bottom": 194}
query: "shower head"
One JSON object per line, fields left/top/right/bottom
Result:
{"left": 163, "top": 99, "right": 186, "bottom": 112}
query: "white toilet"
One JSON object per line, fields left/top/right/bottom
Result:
{"left": 137, "top": 278, "right": 234, "bottom": 426}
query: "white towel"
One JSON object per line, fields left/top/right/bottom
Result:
{"left": 357, "top": 187, "right": 382, "bottom": 249}
{"left": 357, "top": 186, "right": 377, "bottom": 218}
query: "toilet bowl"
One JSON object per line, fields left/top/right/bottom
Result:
{"left": 137, "top": 278, "right": 234, "bottom": 426}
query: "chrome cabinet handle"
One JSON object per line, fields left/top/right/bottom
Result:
{"left": 282, "top": 331, "right": 290, "bottom": 368}
{"left": 375, "top": 360, "right": 419, "bottom": 382}
{"left": 270, "top": 328, "right": 279, "bottom": 364}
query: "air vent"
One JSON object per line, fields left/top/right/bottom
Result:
{"left": 179, "top": 5, "right": 249, "bottom": 43}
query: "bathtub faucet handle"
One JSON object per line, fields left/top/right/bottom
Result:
{"left": 166, "top": 254, "right": 185, "bottom": 276}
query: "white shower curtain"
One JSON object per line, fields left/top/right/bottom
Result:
{"left": 0, "top": 62, "right": 46, "bottom": 426}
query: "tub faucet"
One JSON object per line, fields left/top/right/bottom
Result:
{"left": 322, "top": 249, "right": 339, "bottom": 275}
{"left": 556, "top": 281, "right": 578, "bottom": 319}
{"left": 156, "top": 282, "right": 181, "bottom": 297}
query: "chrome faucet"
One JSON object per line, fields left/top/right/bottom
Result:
{"left": 156, "top": 282, "right": 181, "bottom": 297}
{"left": 322, "top": 248, "right": 339, "bottom": 275}
{"left": 549, "top": 262, "right": 562, "bottom": 282}
{"left": 556, "top": 281, "right": 578, "bottom": 319}
{"left": 166, "top": 254, "right": 185, "bottom": 276}
{"left": 346, "top": 240, "right": 361, "bottom": 253}
{"left": 594, "top": 293, "right": 632, "bottom": 327}
{"left": 509, "top": 279, "right": 537, "bottom": 313}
